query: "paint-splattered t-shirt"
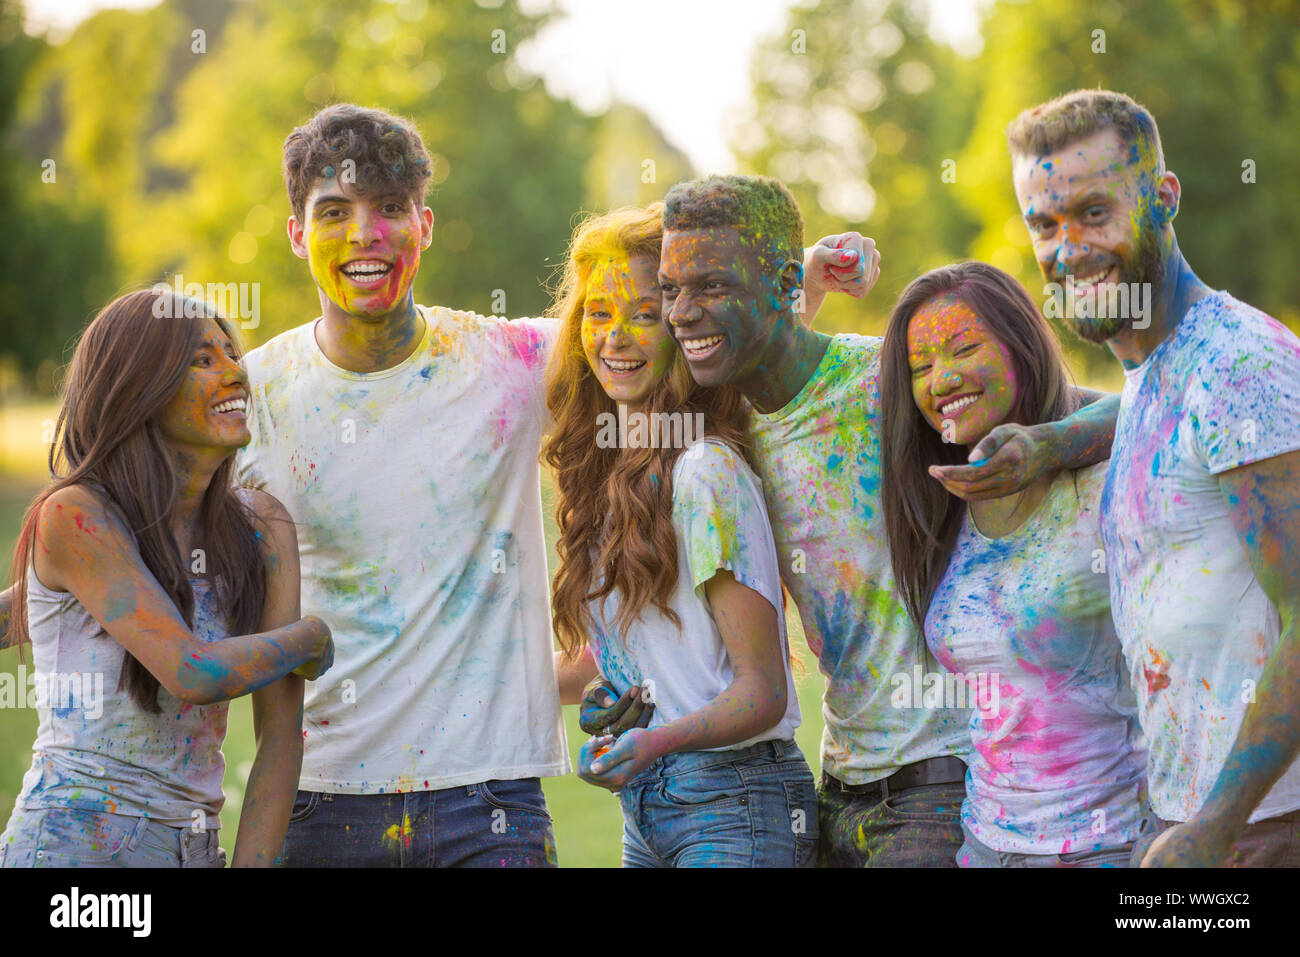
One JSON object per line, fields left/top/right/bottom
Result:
{"left": 926, "top": 463, "right": 1146, "bottom": 854}
{"left": 236, "top": 306, "right": 570, "bottom": 793}
{"left": 749, "top": 335, "right": 970, "bottom": 784}
{"left": 1102, "top": 291, "right": 1300, "bottom": 823}
{"left": 586, "top": 439, "right": 800, "bottom": 748}
{"left": 16, "top": 566, "right": 229, "bottom": 827}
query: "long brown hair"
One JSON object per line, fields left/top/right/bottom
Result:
{"left": 545, "top": 205, "right": 751, "bottom": 660}
{"left": 880, "top": 261, "right": 1079, "bottom": 628}
{"left": 7, "top": 288, "right": 268, "bottom": 712}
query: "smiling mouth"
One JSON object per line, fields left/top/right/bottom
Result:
{"left": 938, "top": 392, "right": 981, "bottom": 417}
{"left": 1070, "top": 264, "right": 1117, "bottom": 289}
{"left": 340, "top": 260, "right": 393, "bottom": 285}
{"left": 679, "top": 334, "right": 726, "bottom": 360}
{"left": 213, "top": 397, "right": 247, "bottom": 415}
{"left": 602, "top": 357, "right": 646, "bottom": 375}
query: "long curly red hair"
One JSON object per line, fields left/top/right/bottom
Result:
{"left": 544, "top": 204, "right": 751, "bottom": 660}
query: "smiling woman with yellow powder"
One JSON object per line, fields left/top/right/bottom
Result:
{"left": 546, "top": 204, "right": 818, "bottom": 867}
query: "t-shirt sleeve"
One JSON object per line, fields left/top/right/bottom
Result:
{"left": 673, "top": 441, "right": 783, "bottom": 615}
{"left": 1188, "top": 307, "right": 1300, "bottom": 474}
{"left": 502, "top": 315, "right": 560, "bottom": 433}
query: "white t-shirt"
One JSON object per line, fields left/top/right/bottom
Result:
{"left": 1101, "top": 291, "right": 1300, "bottom": 822}
{"left": 235, "top": 305, "right": 570, "bottom": 793}
{"left": 749, "top": 335, "right": 971, "bottom": 783}
{"left": 586, "top": 439, "right": 800, "bottom": 748}
{"left": 925, "top": 463, "right": 1146, "bottom": 854}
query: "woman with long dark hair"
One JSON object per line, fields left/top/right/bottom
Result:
{"left": 546, "top": 205, "right": 817, "bottom": 867}
{"left": 880, "top": 261, "right": 1145, "bottom": 866}
{"left": 0, "top": 288, "right": 333, "bottom": 867}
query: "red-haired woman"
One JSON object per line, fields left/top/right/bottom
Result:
{"left": 546, "top": 205, "right": 817, "bottom": 867}
{"left": 0, "top": 288, "right": 332, "bottom": 867}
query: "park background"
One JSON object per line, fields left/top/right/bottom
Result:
{"left": 0, "top": 0, "right": 1295, "bottom": 866}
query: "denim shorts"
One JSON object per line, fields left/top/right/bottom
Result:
{"left": 957, "top": 819, "right": 1133, "bottom": 868}
{"left": 277, "top": 778, "right": 557, "bottom": 867}
{"left": 0, "top": 805, "right": 225, "bottom": 868}
{"left": 618, "top": 738, "right": 818, "bottom": 868}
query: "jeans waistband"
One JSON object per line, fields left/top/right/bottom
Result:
{"left": 631, "top": 738, "right": 802, "bottom": 785}
{"left": 136, "top": 819, "right": 221, "bottom": 861}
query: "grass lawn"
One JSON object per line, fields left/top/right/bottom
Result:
{"left": 0, "top": 399, "right": 827, "bottom": 866}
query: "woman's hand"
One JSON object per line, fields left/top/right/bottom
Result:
{"left": 578, "top": 728, "right": 662, "bottom": 792}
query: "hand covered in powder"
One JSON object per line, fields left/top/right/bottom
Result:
{"left": 579, "top": 728, "right": 662, "bottom": 792}
{"left": 578, "top": 676, "right": 654, "bottom": 735}
{"left": 929, "top": 421, "right": 1050, "bottom": 501}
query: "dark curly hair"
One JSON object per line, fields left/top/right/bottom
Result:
{"left": 282, "top": 103, "right": 433, "bottom": 221}
{"left": 662, "top": 174, "right": 804, "bottom": 272}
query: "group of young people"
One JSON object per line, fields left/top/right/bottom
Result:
{"left": 0, "top": 87, "right": 1296, "bottom": 868}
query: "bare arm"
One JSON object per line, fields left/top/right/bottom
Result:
{"left": 35, "top": 485, "right": 331, "bottom": 706}
{"left": 1142, "top": 449, "right": 1300, "bottom": 866}
{"left": 232, "top": 490, "right": 308, "bottom": 867}
{"left": 555, "top": 645, "right": 599, "bottom": 706}
{"left": 580, "top": 570, "right": 787, "bottom": 790}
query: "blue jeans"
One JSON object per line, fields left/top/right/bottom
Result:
{"left": 0, "top": 805, "right": 225, "bottom": 868}
{"left": 818, "top": 774, "right": 964, "bottom": 867}
{"left": 277, "top": 778, "right": 557, "bottom": 867}
{"left": 618, "top": 738, "right": 818, "bottom": 868}
{"left": 957, "top": 820, "right": 1133, "bottom": 868}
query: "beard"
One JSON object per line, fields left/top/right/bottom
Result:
{"left": 1069, "top": 218, "right": 1167, "bottom": 344}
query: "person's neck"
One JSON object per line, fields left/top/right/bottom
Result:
{"left": 168, "top": 448, "right": 223, "bottom": 558}
{"left": 734, "top": 318, "right": 832, "bottom": 415}
{"left": 1106, "top": 242, "right": 1213, "bottom": 369}
{"left": 966, "top": 452, "right": 1056, "bottom": 537}
{"left": 317, "top": 294, "right": 426, "bottom": 374}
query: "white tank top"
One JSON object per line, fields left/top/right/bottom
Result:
{"left": 16, "top": 563, "right": 231, "bottom": 827}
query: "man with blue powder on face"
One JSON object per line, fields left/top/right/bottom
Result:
{"left": 652, "top": 173, "right": 1123, "bottom": 866}
{"left": 1009, "top": 89, "right": 1300, "bottom": 866}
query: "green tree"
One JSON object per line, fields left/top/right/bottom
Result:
{"left": 735, "top": 0, "right": 980, "bottom": 337}
{"left": 0, "top": 0, "right": 114, "bottom": 386}
{"left": 740, "top": 0, "right": 1300, "bottom": 384}
{"left": 959, "top": 0, "right": 1300, "bottom": 380}
{"left": 10, "top": 0, "right": 692, "bottom": 352}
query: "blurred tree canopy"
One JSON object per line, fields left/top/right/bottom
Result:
{"left": 737, "top": 0, "right": 1300, "bottom": 385}
{"left": 2, "top": 0, "right": 1295, "bottom": 391}
{"left": 0, "top": 0, "right": 692, "bottom": 385}
{"left": 0, "top": 0, "right": 115, "bottom": 391}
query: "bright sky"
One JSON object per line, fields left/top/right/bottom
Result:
{"left": 22, "top": 0, "right": 985, "bottom": 173}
